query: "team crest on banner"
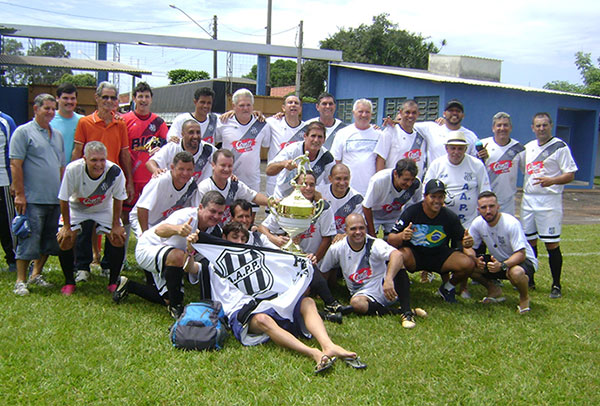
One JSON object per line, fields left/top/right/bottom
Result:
{"left": 214, "top": 248, "right": 274, "bottom": 296}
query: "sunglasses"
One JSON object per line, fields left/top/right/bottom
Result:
{"left": 101, "top": 95, "right": 118, "bottom": 101}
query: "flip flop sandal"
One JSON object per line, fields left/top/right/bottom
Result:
{"left": 480, "top": 296, "right": 506, "bottom": 304}
{"left": 343, "top": 356, "right": 367, "bottom": 370}
{"left": 517, "top": 305, "right": 531, "bottom": 314}
{"left": 314, "top": 355, "right": 336, "bottom": 375}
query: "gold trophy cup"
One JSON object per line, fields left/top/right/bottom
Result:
{"left": 267, "top": 152, "right": 325, "bottom": 255}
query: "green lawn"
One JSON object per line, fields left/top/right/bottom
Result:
{"left": 1, "top": 224, "right": 599, "bottom": 405}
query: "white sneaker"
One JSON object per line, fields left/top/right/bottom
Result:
{"left": 28, "top": 274, "right": 52, "bottom": 287}
{"left": 14, "top": 281, "right": 29, "bottom": 296}
{"left": 460, "top": 289, "right": 472, "bottom": 299}
{"left": 75, "top": 270, "right": 91, "bottom": 283}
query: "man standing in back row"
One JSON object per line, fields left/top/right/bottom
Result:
{"left": 167, "top": 87, "right": 219, "bottom": 144}
{"left": 521, "top": 112, "right": 577, "bottom": 298}
{"left": 305, "top": 92, "right": 346, "bottom": 150}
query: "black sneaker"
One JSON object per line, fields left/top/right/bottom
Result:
{"left": 437, "top": 283, "right": 457, "bottom": 303}
{"left": 549, "top": 285, "right": 562, "bottom": 299}
{"left": 323, "top": 300, "right": 353, "bottom": 315}
{"left": 319, "top": 311, "right": 342, "bottom": 324}
{"left": 169, "top": 304, "right": 184, "bottom": 319}
{"left": 112, "top": 276, "right": 129, "bottom": 304}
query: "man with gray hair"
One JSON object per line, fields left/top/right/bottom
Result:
{"left": 56, "top": 141, "right": 127, "bottom": 295}
{"left": 330, "top": 98, "right": 381, "bottom": 196}
{"left": 478, "top": 112, "right": 525, "bottom": 215}
{"left": 72, "top": 81, "right": 133, "bottom": 199}
{"left": 9, "top": 94, "right": 65, "bottom": 295}
{"left": 215, "top": 88, "right": 272, "bottom": 193}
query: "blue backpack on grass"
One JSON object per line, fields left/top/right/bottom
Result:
{"left": 169, "top": 300, "right": 228, "bottom": 351}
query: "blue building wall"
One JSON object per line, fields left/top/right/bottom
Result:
{"left": 0, "top": 86, "right": 29, "bottom": 126}
{"left": 329, "top": 65, "right": 600, "bottom": 188}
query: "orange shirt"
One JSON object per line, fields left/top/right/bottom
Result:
{"left": 74, "top": 111, "right": 128, "bottom": 164}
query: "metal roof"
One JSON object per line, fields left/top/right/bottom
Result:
{"left": 1, "top": 24, "right": 343, "bottom": 61}
{"left": 332, "top": 62, "right": 600, "bottom": 100}
{"left": 0, "top": 54, "right": 151, "bottom": 77}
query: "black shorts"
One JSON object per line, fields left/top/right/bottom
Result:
{"left": 482, "top": 258, "right": 536, "bottom": 280}
{"left": 411, "top": 246, "right": 457, "bottom": 274}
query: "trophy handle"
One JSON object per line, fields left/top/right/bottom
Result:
{"left": 267, "top": 196, "right": 279, "bottom": 216}
{"left": 312, "top": 199, "right": 325, "bottom": 221}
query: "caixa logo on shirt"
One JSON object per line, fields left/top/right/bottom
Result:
{"left": 404, "top": 149, "right": 421, "bottom": 161}
{"left": 349, "top": 267, "right": 372, "bottom": 284}
{"left": 298, "top": 224, "right": 316, "bottom": 239}
{"left": 334, "top": 216, "right": 346, "bottom": 231}
{"left": 490, "top": 160, "right": 512, "bottom": 174}
{"left": 79, "top": 194, "right": 106, "bottom": 207}
{"left": 280, "top": 141, "right": 295, "bottom": 150}
{"left": 381, "top": 201, "right": 404, "bottom": 213}
{"left": 526, "top": 161, "right": 544, "bottom": 175}
{"left": 162, "top": 205, "right": 183, "bottom": 218}
{"left": 232, "top": 139, "right": 256, "bottom": 153}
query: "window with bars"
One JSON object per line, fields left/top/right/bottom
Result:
{"left": 336, "top": 98, "right": 379, "bottom": 124}
{"left": 383, "top": 96, "right": 440, "bottom": 122}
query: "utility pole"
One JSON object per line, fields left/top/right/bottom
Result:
{"left": 295, "top": 20, "right": 303, "bottom": 97}
{"left": 212, "top": 15, "right": 218, "bottom": 78}
{"left": 265, "top": 0, "right": 272, "bottom": 89}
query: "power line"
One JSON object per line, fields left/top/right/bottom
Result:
{"left": 0, "top": 1, "right": 210, "bottom": 24}
{"left": 221, "top": 24, "right": 297, "bottom": 37}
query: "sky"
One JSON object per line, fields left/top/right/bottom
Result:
{"left": 2, "top": 0, "right": 600, "bottom": 93}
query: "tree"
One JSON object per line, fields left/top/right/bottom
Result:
{"left": 167, "top": 69, "right": 210, "bottom": 84}
{"left": 544, "top": 52, "right": 600, "bottom": 96}
{"left": 300, "top": 60, "right": 328, "bottom": 99}
{"left": 1, "top": 40, "right": 72, "bottom": 85}
{"left": 27, "top": 41, "right": 72, "bottom": 85}
{"left": 243, "top": 59, "right": 297, "bottom": 87}
{"left": 54, "top": 73, "right": 97, "bottom": 87}
{"left": 299, "top": 13, "right": 441, "bottom": 98}
{"left": 1, "top": 38, "right": 26, "bottom": 86}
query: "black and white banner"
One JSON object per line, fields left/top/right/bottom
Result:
{"left": 192, "top": 233, "right": 313, "bottom": 332}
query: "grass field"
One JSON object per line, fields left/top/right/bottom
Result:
{"left": 1, "top": 224, "right": 599, "bottom": 405}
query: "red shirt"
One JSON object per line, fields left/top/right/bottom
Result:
{"left": 122, "top": 111, "right": 168, "bottom": 184}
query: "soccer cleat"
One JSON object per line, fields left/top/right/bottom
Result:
{"left": 412, "top": 308, "right": 428, "bottom": 318}
{"left": 28, "top": 274, "right": 52, "bottom": 287}
{"left": 323, "top": 300, "right": 353, "bottom": 315}
{"left": 107, "top": 284, "right": 118, "bottom": 293}
{"left": 549, "top": 285, "right": 562, "bottom": 299}
{"left": 401, "top": 312, "right": 416, "bottom": 329}
{"left": 112, "top": 276, "right": 129, "bottom": 304}
{"left": 13, "top": 281, "right": 29, "bottom": 296}
{"left": 75, "top": 270, "right": 90, "bottom": 283}
{"left": 437, "top": 284, "right": 457, "bottom": 303}
{"left": 319, "top": 311, "right": 343, "bottom": 324}
{"left": 61, "top": 284, "right": 76, "bottom": 296}
{"left": 169, "top": 304, "right": 184, "bottom": 319}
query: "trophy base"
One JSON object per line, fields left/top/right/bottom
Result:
{"left": 281, "top": 240, "right": 307, "bottom": 256}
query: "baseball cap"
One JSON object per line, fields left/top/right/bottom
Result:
{"left": 445, "top": 131, "right": 468, "bottom": 146}
{"left": 444, "top": 99, "right": 464, "bottom": 112}
{"left": 12, "top": 215, "right": 31, "bottom": 238}
{"left": 424, "top": 179, "right": 446, "bottom": 195}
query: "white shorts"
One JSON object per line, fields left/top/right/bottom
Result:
{"left": 521, "top": 194, "right": 562, "bottom": 243}
{"left": 135, "top": 242, "right": 175, "bottom": 296}
{"left": 351, "top": 280, "right": 396, "bottom": 307}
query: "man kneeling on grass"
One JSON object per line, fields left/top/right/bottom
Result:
{"left": 463, "top": 191, "right": 537, "bottom": 314}
{"left": 57, "top": 141, "right": 127, "bottom": 295}
{"left": 320, "top": 213, "right": 427, "bottom": 328}
{"left": 190, "top": 221, "right": 366, "bottom": 374}
{"left": 113, "top": 191, "right": 224, "bottom": 319}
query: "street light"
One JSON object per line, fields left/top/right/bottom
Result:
{"left": 169, "top": 4, "right": 217, "bottom": 78}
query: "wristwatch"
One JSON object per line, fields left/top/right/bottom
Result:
{"left": 500, "top": 262, "right": 508, "bottom": 272}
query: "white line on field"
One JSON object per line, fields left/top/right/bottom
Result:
{"left": 539, "top": 252, "right": 599, "bottom": 257}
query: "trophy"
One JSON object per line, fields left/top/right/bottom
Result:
{"left": 267, "top": 152, "right": 325, "bottom": 255}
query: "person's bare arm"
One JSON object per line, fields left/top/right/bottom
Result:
{"left": 10, "top": 159, "right": 26, "bottom": 214}
{"left": 313, "top": 235, "right": 332, "bottom": 263}
{"left": 534, "top": 172, "right": 575, "bottom": 187}
{"left": 252, "top": 193, "right": 270, "bottom": 206}
{"left": 362, "top": 206, "right": 376, "bottom": 237}
{"left": 257, "top": 224, "right": 289, "bottom": 247}
{"left": 137, "top": 207, "right": 150, "bottom": 233}
{"left": 375, "top": 155, "right": 386, "bottom": 172}
{"left": 266, "top": 159, "right": 295, "bottom": 176}
{"left": 71, "top": 142, "right": 83, "bottom": 161}
{"left": 119, "top": 148, "right": 135, "bottom": 201}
